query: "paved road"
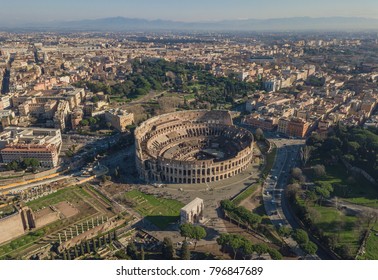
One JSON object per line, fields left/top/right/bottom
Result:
{"left": 262, "top": 138, "right": 309, "bottom": 257}
{"left": 262, "top": 137, "right": 336, "bottom": 259}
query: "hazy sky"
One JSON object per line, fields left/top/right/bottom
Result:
{"left": 1, "top": 0, "right": 378, "bottom": 24}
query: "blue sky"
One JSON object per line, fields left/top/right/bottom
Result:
{"left": 1, "top": 0, "right": 378, "bottom": 23}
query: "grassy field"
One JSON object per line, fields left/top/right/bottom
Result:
{"left": 124, "top": 190, "right": 183, "bottom": 229}
{"left": 311, "top": 164, "right": 378, "bottom": 208}
{"left": 297, "top": 197, "right": 363, "bottom": 257}
{"left": 296, "top": 160, "right": 378, "bottom": 258}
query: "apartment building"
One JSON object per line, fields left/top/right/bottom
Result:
{"left": 0, "top": 127, "right": 62, "bottom": 168}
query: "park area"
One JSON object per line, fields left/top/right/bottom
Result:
{"left": 310, "top": 164, "right": 378, "bottom": 208}
{"left": 124, "top": 190, "right": 183, "bottom": 229}
{"left": 296, "top": 194, "right": 378, "bottom": 259}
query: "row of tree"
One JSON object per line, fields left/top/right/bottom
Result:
{"left": 6, "top": 158, "right": 40, "bottom": 172}
{"left": 221, "top": 200, "right": 262, "bottom": 230}
{"left": 217, "top": 233, "right": 282, "bottom": 260}
{"left": 292, "top": 229, "right": 318, "bottom": 255}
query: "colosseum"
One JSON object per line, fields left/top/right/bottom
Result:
{"left": 135, "top": 110, "right": 254, "bottom": 184}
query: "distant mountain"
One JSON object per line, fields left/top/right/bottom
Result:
{"left": 2, "top": 16, "right": 378, "bottom": 32}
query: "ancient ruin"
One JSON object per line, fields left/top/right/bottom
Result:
{"left": 135, "top": 110, "right": 254, "bottom": 184}
{"left": 180, "top": 197, "right": 204, "bottom": 224}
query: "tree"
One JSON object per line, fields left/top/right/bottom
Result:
{"left": 304, "top": 190, "right": 318, "bottom": 206}
{"left": 6, "top": 160, "right": 19, "bottom": 171}
{"left": 80, "top": 119, "right": 89, "bottom": 126}
{"left": 179, "top": 223, "right": 194, "bottom": 241}
{"left": 347, "top": 141, "right": 360, "bottom": 155}
{"left": 240, "top": 239, "right": 254, "bottom": 260}
{"left": 267, "top": 248, "right": 283, "bottom": 260}
{"left": 255, "top": 128, "right": 264, "bottom": 141}
{"left": 286, "top": 183, "right": 301, "bottom": 198}
{"left": 253, "top": 243, "right": 268, "bottom": 258}
{"left": 291, "top": 168, "right": 303, "bottom": 181}
{"left": 315, "top": 182, "right": 333, "bottom": 206}
{"left": 180, "top": 241, "right": 190, "bottom": 260}
{"left": 127, "top": 243, "right": 138, "bottom": 260}
{"left": 162, "top": 237, "right": 174, "bottom": 260}
{"left": 92, "top": 95, "right": 99, "bottom": 103}
{"left": 293, "top": 229, "right": 309, "bottom": 246}
{"left": 217, "top": 233, "right": 231, "bottom": 252}
{"left": 313, "top": 164, "right": 326, "bottom": 178}
{"left": 192, "top": 225, "right": 206, "bottom": 249}
{"left": 302, "top": 241, "right": 318, "bottom": 255}
{"left": 220, "top": 200, "right": 235, "bottom": 212}
{"left": 88, "top": 117, "right": 97, "bottom": 125}
{"left": 229, "top": 235, "right": 244, "bottom": 259}
{"left": 278, "top": 226, "right": 292, "bottom": 237}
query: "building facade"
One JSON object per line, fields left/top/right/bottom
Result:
{"left": 0, "top": 127, "right": 62, "bottom": 168}
{"left": 104, "top": 109, "right": 134, "bottom": 132}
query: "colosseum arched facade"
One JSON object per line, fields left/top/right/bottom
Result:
{"left": 135, "top": 110, "right": 254, "bottom": 184}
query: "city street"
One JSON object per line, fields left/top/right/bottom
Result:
{"left": 262, "top": 138, "right": 307, "bottom": 257}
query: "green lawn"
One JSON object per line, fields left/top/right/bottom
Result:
{"left": 124, "top": 190, "right": 183, "bottom": 229}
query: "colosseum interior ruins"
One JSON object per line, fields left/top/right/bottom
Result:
{"left": 135, "top": 110, "right": 254, "bottom": 184}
